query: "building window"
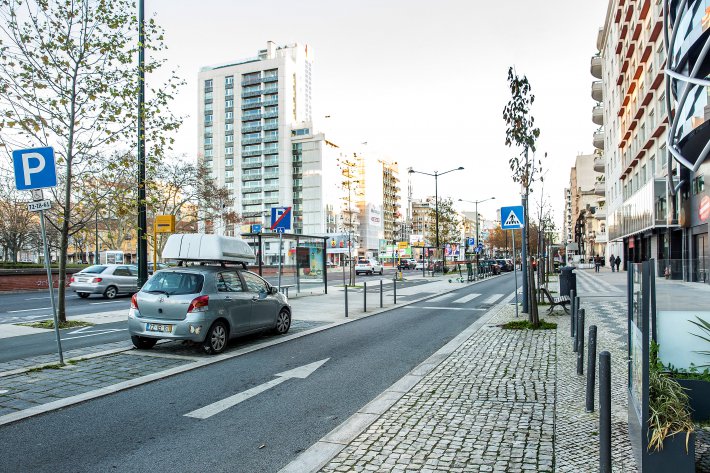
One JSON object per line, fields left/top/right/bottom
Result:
{"left": 205, "top": 114, "right": 213, "bottom": 123}
{"left": 225, "top": 76, "right": 234, "bottom": 86}
{"left": 205, "top": 102, "right": 213, "bottom": 112}
{"left": 692, "top": 175, "right": 705, "bottom": 195}
{"left": 659, "top": 93, "right": 666, "bottom": 117}
{"left": 205, "top": 160, "right": 213, "bottom": 168}
{"left": 204, "top": 125, "right": 213, "bottom": 135}
{"left": 205, "top": 79, "right": 213, "bottom": 88}
{"left": 204, "top": 137, "right": 213, "bottom": 145}
{"left": 225, "top": 146, "right": 234, "bottom": 155}
{"left": 225, "top": 88, "right": 233, "bottom": 97}
{"left": 225, "top": 170, "right": 234, "bottom": 178}
{"left": 225, "top": 123, "right": 234, "bottom": 132}
{"left": 205, "top": 149, "right": 213, "bottom": 158}
{"left": 225, "top": 99, "right": 234, "bottom": 108}
{"left": 660, "top": 144, "right": 667, "bottom": 169}
{"left": 204, "top": 91, "right": 213, "bottom": 100}
{"left": 650, "top": 154, "right": 656, "bottom": 176}
{"left": 226, "top": 111, "right": 234, "bottom": 120}
{"left": 291, "top": 128, "right": 310, "bottom": 136}
{"left": 225, "top": 158, "right": 233, "bottom": 167}
{"left": 225, "top": 134, "right": 234, "bottom": 143}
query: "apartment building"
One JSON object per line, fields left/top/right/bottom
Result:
{"left": 197, "top": 42, "right": 313, "bottom": 235}
{"left": 563, "top": 187, "right": 573, "bottom": 243}
{"left": 569, "top": 154, "right": 606, "bottom": 258}
{"left": 595, "top": 0, "right": 671, "bottom": 270}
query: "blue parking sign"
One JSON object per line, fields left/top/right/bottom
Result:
{"left": 467, "top": 237, "right": 475, "bottom": 246}
{"left": 12, "top": 147, "right": 57, "bottom": 190}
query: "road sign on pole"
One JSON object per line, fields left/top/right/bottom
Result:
{"left": 467, "top": 237, "right": 475, "bottom": 247}
{"left": 501, "top": 205, "right": 525, "bottom": 230}
{"left": 271, "top": 206, "right": 292, "bottom": 232}
{"left": 12, "top": 146, "right": 63, "bottom": 364}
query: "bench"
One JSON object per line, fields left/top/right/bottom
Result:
{"left": 541, "top": 287, "right": 570, "bottom": 314}
{"left": 278, "top": 284, "right": 296, "bottom": 297}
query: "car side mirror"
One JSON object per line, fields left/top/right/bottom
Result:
{"left": 270, "top": 286, "right": 279, "bottom": 295}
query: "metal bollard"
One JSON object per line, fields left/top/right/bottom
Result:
{"left": 345, "top": 284, "right": 349, "bottom": 318}
{"left": 393, "top": 277, "right": 397, "bottom": 304}
{"left": 572, "top": 301, "right": 579, "bottom": 352}
{"left": 576, "top": 309, "right": 585, "bottom": 375}
{"left": 380, "top": 279, "right": 383, "bottom": 308}
{"left": 363, "top": 281, "right": 367, "bottom": 312}
{"left": 599, "top": 351, "right": 612, "bottom": 473}
{"left": 569, "top": 289, "right": 576, "bottom": 338}
{"left": 586, "top": 325, "right": 597, "bottom": 412}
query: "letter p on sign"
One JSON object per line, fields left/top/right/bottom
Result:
{"left": 12, "top": 146, "right": 57, "bottom": 190}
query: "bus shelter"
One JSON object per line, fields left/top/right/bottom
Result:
{"left": 240, "top": 233, "right": 329, "bottom": 295}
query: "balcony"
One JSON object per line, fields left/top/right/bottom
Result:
{"left": 591, "top": 56, "right": 602, "bottom": 79}
{"left": 241, "top": 137, "right": 262, "bottom": 145}
{"left": 592, "top": 105, "right": 604, "bottom": 125}
{"left": 262, "top": 98, "right": 278, "bottom": 107}
{"left": 242, "top": 149, "right": 262, "bottom": 157}
{"left": 594, "top": 207, "right": 606, "bottom": 220}
{"left": 591, "top": 81, "right": 603, "bottom": 102}
{"left": 241, "top": 89, "right": 262, "bottom": 98}
{"left": 263, "top": 110, "right": 279, "bottom": 119}
{"left": 263, "top": 147, "right": 279, "bottom": 155}
{"left": 242, "top": 198, "right": 262, "bottom": 206}
{"left": 242, "top": 186, "right": 262, "bottom": 194}
{"left": 596, "top": 232, "right": 608, "bottom": 244}
{"left": 263, "top": 196, "right": 279, "bottom": 205}
{"left": 242, "top": 125, "right": 262, "bottom": 133}
{"left": 263, "top": 86, "right": 278, "bottom": 94}
{"left": 593, "top": 129, "right": 605, "bottom": 150}
{"left": 262, "top": 75, "right": 278, "bottom": 83}
{"left": 264, "top": 184, "right": 280, "bottom": 192}
{"left": 242, "top": 160, "right": 262, "bottom": 170}
{"left": 242, "top": 101, "right": 262, "bottom": 110}
{"left": 263, "top": 171, "right": 280, "bottom": 179}
{"left": 263, "top": 157, "right": 279, "bottom": 166}
{"left": 263, "top": 134, "right": 279, "bottom": 143}
{"left": 594, "top": 180, "right": 606, "bottom": 196}
{"left": 263, "top": 122, "right": 278, "bottom": 131}
{"left": 242, "top": 211, "right": 263, "bottom": 218}
{"left": 242, "top": 173, "right": 262, "bottom": 181}
{"left": 241, "top": 77, "right": 261, "bottom": 86}
{"left": 594, "top": 155, "right": 605, "bottom": 172}
{"left": 242, "top": 113, "right": 262, "bottom": 121}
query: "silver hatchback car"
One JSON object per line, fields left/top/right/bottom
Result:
{"left": 128, "top": 266, "right": 291, "bottom": 354}
{"left": 70, "top": 264, "right": 138, "bottom": 299}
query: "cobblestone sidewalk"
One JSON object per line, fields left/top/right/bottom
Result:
{"left": 320, "top": 302, "right": 556, "bottom": 473}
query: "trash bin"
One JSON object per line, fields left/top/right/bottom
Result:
{"left": 559, "top": 266, "right": 576, "bottom": 298}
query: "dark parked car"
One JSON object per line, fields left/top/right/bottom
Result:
{"left": 496, "top": 259, "right": 514, "bottom": 272}
{"left": 398, "top": 259, "right": 417, "bottom": 270}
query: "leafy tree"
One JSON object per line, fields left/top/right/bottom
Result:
{"left": 0, "top": 0, "right": 182, "bottom": 322}
{"left": 503, "top": 67, "right": 544, "bottom": 325}
{"left": 425, "top": 198, "right": 460, "bottom": 247}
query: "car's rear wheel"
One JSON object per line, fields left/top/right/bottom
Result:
{"left": 202, "top": 320, "right": 228, "bottom": 354}
{"left": 274, "top": 309, "right": 291, "bottom": 335}
{"left": 103, "top": 286, "right": 118, "bottom": 299}
{"left": 77, "top": 292, "right": 89, "bottom": 299}
{"left": 131, "top": 336, "right": 157, "bottom": 350}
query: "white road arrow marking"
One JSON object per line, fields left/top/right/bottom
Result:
{"left": 185, "top": 358, "right": 330, "bottom": 420}
{"left": 63, "top": 327, "right": 124, "bottom": 340}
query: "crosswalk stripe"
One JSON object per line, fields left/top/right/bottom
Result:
{"left": 428, "top": 294, "right": 453, "bottom": 302}
{"left": 482, "top": 294, "right": 503, "bottom": 304}
{"left": 452, "top": 293, "right": 480, "bottom": 304}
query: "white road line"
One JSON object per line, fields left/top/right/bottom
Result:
{"left": 62, "top": 329, "right": 124, "bottom": 340}
{"left": 24, "top": 297, "right": 50, "bottom": 301}
{"left": 185, "top": 359, "right": 329, "bottom": 420}
{"left": 452, "top": 293, "right": 480, "bottom": 304}
{"left": 89, "top": 301, "right": 125, "bottom": 305}
{"left": 427, "top": 294, "right": 452, "bottom": 302}
{"left": 7, "top": 307, "right": 51, "bottom": 313}
{"left": 482, "top": 294, "right": 503, "bottom": 304}
{"left": 404, "top": 306, "right": 484, "bottom": 311}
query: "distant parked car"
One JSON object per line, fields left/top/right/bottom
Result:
{"left": 496, "top": 259, "right": 514, "bottom": 272}
{"left": 70, "top": 264, "right": 138, "bottom": 299}
{"left": 355, "top": 258, "right": 384, "bottom": 275}
{"left": 479, "top": 260, "right": 501, "bottom": 275}
{"left": 398, "top": 259, "right": 417, "bottom": 270}
{"left": 415, "top": 261, "right": 425, "bottom": 270}
{"left": 148, "top": 262, "right": 169, "bottom": 274}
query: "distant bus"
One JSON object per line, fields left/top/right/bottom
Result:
{"left": 100, "top": 250, "right": 124, "bottom": 265}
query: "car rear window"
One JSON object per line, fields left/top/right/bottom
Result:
{"left": 143, "top": 272, "right": 204, "bottom": 295}
{"left": 81, "top": 265, "right": 107, "bottom": 274}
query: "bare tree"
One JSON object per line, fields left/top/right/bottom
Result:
{"left": 0, "top": 0, "right": 182, "bottom": 322}
{"left": 0, "top": 185, "right": 38, "bottom": 262}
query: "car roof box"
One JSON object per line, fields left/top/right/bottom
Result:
{"left": 162, "top": 234, "right": 256, "bottom": 264}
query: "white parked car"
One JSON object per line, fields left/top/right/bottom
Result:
{"left": 355, "top": 258, "right": 383, "bottom": 275}
{"left": 414, "top": 261, "right": 425, "bottom": 270}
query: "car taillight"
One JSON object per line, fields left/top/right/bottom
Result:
{"left": 187, "top": 295, "right": 209, "bottom": 313}
{"left": 91, "top": 277, "right": 102, "bottom": 283}
{"left": 70, "top": 277, "right": 75, "bottom": 283}
{"left": 131, "top": 293, "right": 139, "bottom": 310}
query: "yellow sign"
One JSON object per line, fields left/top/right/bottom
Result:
{"left": 397, "top": 241, "right": 408, "bottom": 249}
{"left": 154, "top": 215, "right": 175, "bottom": 233}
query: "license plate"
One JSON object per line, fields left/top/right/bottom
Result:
{"left": 146, "top": 323, "right": 173, "bottom": 333}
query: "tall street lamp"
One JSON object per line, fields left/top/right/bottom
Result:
{"left": 408, "top": 167, "right": 464, "bottom": 252}
{"left": 459, "top": 197, "right": 495, "bottom": 268}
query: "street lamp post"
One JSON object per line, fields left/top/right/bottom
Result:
{"left": 409, "top": 167, "right": 464, "bottom": 271}
{"left": 459, "top": 197, "right": 495, "bottom": 274}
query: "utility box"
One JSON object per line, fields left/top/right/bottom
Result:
{"left": 560, "top": 266, "right": 576, "bottom": 298}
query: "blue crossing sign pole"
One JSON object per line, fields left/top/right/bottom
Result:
{"left": 271, "top": 207, "right": 292, "bottom": 291}
{"left": 12, "top": 146, "right": 63, "bottom": 363}
{"left": 500, "top": 205, "right": 525, "bottom": 319}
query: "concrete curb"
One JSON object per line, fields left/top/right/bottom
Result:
{"left": 0, "top": 274, "right": 505, "bottom": 426}
{"left": 278, "top": 289, "right": 516, "bottom": 473}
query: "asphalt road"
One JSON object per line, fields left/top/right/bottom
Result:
{"left": 0, "top": 275, "right": 447, "bottom": 363}
{"left": 0, "top": 267, "right": 412, "bottom": 324}
{"left": 0, "top": 273, "right": 517, "bottom": 473}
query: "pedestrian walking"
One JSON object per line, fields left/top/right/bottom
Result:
{"left": 594, "top": 256, "right": 601, "bottom": 272}
{"left": 609, "top": 254, "right": 615, "bottom": 272}
{"left": 615, "top": 255, "right": 621, "bottom": 272}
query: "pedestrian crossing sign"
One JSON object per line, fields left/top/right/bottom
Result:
{"left": 500, "top": 205, "right": 525, "bottom": 230}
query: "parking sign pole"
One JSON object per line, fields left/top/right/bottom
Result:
{"left": 278, "top": 231, "right": 283, "bottom": 292}
{"left": 40, "top": 209, "right": 63, "bottom": 364}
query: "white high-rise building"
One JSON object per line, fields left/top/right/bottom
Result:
{"left": 197, "top": 42, "right": 314, "bottom": 234}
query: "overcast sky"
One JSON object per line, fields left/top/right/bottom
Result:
{"left": 147, "top": 0, "right": 609, "bottom": 230}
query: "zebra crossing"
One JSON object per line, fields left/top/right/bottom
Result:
{"left": 424, "top": 292, "right": 504, "bottom": 306}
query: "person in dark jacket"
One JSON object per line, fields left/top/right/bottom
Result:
{"left": 615, "top": 255, "right": 621, "bottom": 272}
{"left": 609, "top": 254, "right": 615, "bottom": 272}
